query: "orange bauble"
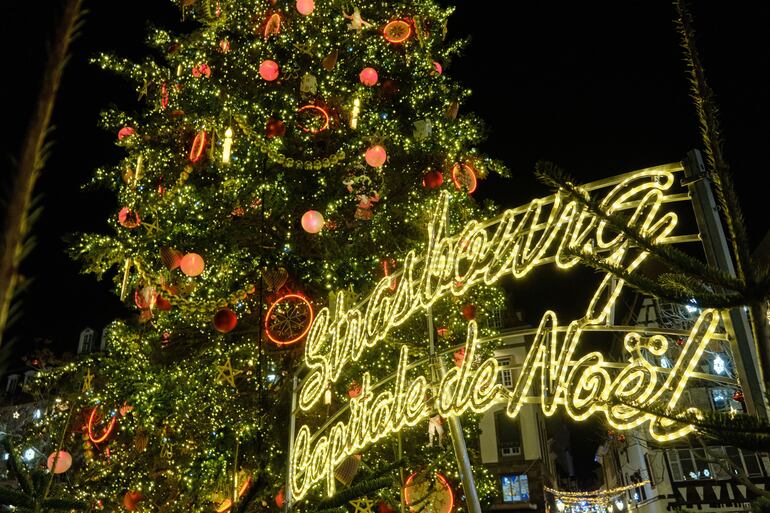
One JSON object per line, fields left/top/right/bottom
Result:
{"left": 301, "top": 210, "right": 325, "bottom": 233}
{"left": 259, "top": 60, "right": 279, "bottom": 81}
{"left": 118, "top": 208, "right": 141, "bottom": 228}
{"left": 46, "top": 451, "right": 72, "bottom": 474}
{"left": 359, "top": 67, "right": 378, "bottom": 86}
{"left": 180, "top": 253, "right": 205, "bottom": 276}
{"left": 296, "top": 0, "right": 314, "bottom": 15}
{"left": 365, "top": 145, "right": 387, "bottom": 167}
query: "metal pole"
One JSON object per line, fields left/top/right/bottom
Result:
{"left": 285, "top": 374, "right": 299, "bottom": 511}
{"left": 683, "top": 149, "right": 768, "bottom": 418}
{"left": 426, "top": 308, "right": 483, "bottom": 513}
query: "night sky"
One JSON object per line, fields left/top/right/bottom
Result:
{"left": 3, "top": 1, "right": 769, "bottom": 481}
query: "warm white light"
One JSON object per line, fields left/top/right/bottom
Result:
{"left": 713, "top": 355, "right": 725, "bottom": 374}
{"left": 615, "top": 500, "right": 624, "bottom": 511}
{"left": 222, "top": 127, "right": 233, "bottom": 163}
{"left": 557, "top": 500, "right": 566, "bottom": 512}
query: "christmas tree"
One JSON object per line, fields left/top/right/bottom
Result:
{"left": 27, "top": 0, "right": 509, "bottom": 511}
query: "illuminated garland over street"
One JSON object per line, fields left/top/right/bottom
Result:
{"left": 289, "top": 166, "right": 724, "bottom": 501}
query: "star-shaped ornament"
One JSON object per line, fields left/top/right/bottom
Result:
{"left": 349, "top": 497, "right": 375, "bottom": 513}
{"left": 13, "top": 411, "right": 20, "bottom": 419}
{"left": 216, "top": 357, "right": 242, "bottom": 387}
{"left": 82, "top": 369, "right": 94, "bottom": 392}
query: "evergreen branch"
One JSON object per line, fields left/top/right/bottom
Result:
{"left": 0, "top": 487, "right": 34, "bottom": 508}
{"left": 41, "top": 497, "right": 90, "bottom": 510}
{"left": 316, "top": 477, "right": 394, "bottom": 511}
{"left": 0, "top": 0, "right": 84, "bottom": 346}
{"left": 674, "top": 0, "right": 752, "bottom": 283}
{"left": 536, "top": 162, "right": 750, "bottom": 296}
{"left": 0, "top": 438, "right": 34, "bottom": 497}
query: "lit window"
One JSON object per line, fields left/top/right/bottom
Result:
{"left": 501, "top": 474, "right": 529, "bottom": 503}
{"left": 497, "top": 358, "right": 513, "bottom": 388}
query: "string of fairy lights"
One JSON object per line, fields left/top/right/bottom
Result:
{"left": 546, "top": 481, "right": 650, "bottom": 513}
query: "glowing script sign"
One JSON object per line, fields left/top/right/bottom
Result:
{"left": 289, "top": 165, "right": 721, "bottom": 500}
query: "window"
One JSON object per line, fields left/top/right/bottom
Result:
{"left": 497, "top": 358, "right": 513, "bottom": 388}
{"left": 78, "top": 329, "right": 94, "bottom": 354}
{"left": 6, "top": 374, "right": 19, "bottom": 394}
{"left": 486, "top": 306, "right": 504, "bottom": 329}
{"left": 667, "top": 446, "right": 766, "bottom": 481}
{"left": 501, "top": 474, "right": 529, "bottom": 503}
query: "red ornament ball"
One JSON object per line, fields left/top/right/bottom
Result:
{"left": 365, "top": 145, "right": 387, "bottom": 167}
{"left": 733, "top": 390, "right": 745, "bottom": 402}
{"left": 675, "top": 337, "right": 685, "bottom": 346}
{"left": 259, "top": 60, "right": 280, "bottom": 81}
{"left": 378, "top": 502, "right": 398, "bottom": 513}
{"left": 180, "top": 253, "right": 205, "bottom": 276}
{"left": 118, "top": 127, "right": 136, "bottom": 140}
{"left": 275, "top": 488, "right": 285, "bottom": 509}
{"left": 266, "top": 118, "right": 286, "bottom": 138}
{"left": 118, "top": 208, "right": 141, "bottom": 228}
{"left": 461, "top": 304, "right": 476, "bottom": 320}
{"left": 46, "top": 451, "right": 72, "bottom": 474}
{"left": 123, "top": 491, "right": 143, "bottom": 511}
{"left": 301, "top": 210, "right": 325, "bottom": 233}
{"left": 422, "top": 170, "right": 444, "bottom": 189}
{"left": 359, "top": 67, "right": 378, "bottom": 86}
{"left": 348, "top": 380, "right": 362, "bottom": 398}
{"left": 214, "top": 308, "right": 238, "bottom": 333}
{"left": 433, "top": 61, "right": 443, "bottom": 75}
{"left": 296, "top": 0, "right": 314, "bottom": 15}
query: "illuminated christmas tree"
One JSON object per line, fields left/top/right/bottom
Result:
{"left": 27, "top": 0, "right": 509, "bottom": 511}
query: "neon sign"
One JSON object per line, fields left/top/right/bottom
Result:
{"left": 289, "top": 165, "right": 723, "bottom": 500}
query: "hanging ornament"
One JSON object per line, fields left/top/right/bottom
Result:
{"left": 349, "top": 97, "right": 361, "bottom": 129}
{"left": 296, "top": 0, "right": 314, "bottom": 15}
{"left": 422, "top": 170, "right": 443, "bottom": 189}
{"left": 87, "top": 406, "right": 117, "bottom": 444}
{"left": 451, "top": 162, "right": 478, "bottom": 193}
{"left": 343, "top": 7, "right": 371, "bottom": 32}
{"left": 404, "top": 472, "right": 454, "bottom": 513}
{"left": 733, "top": 389, "right": 745, "bottom": 402}
{"left": 432, "top": 61, "right": 443, "bottom": 75}
{"left": 263, "top": 13, "right": 281, "bottom": 39}
{"left": 436, "top": 326, "right": 449, "bottom": 339}
{"left": 347, "top": 380, "right": 362, "bottom": 398}
{"left": 214, "top": 308, "right": 238, "bottom": 333}
{"left": 221, "top": 127, "right": 234, "bottom": 163}
{"left": 215, "top": 357, "right": 242, "bottom": 387}
{"left": 322, "top": 49, "right": 338, "bottom": 70}
{"left": 119, "top": 402, "right": 134, "bottom": 416}
{"left": 219, "top": 39, "right": 231, "bottom": 53}
{"left": 355, "top": 193, "right": 379, "bottom": 220}
{"left": 134, "top": 430, "right": 149, "bottom": 452}
{"left": 266, "top": 117, "right": 286, "bottom": 138}
{"left": 160, "top": 246, "right": 183, "bottom": 270}
{"left": 383, "top": 19, "right": 412, "bottom": 44}
{"left": 301, "top": 210, "right": 325, "bottom": 233}
{"left": 300, "top": 73, "right": 318, "bottom": 95}
{"left": 265, "top": 293, "right": 314, "bottom": 345}
{"left": 189, "top": 130, "right": 208, "bottom": 163}
{"left": 675, "top": 337, "right": 685, "bottom": 346}
{"left": 412, "top": 119, "right": 432, "bottom": 141}
{"left": 334, "top": 455, "right": 362, "bottom": 486}
{"left": 428, "top": 414, "right": 445, "bottom": 446}
{"left": 118, "top": 208, "right": 141, "bottom": 228}
{"left": 259, "top": 60, "right": 280, "bottom": 81}
{"left": 365, "top": 145, "right": 387, "bottom": 167}
{"left": 160, "top": 82, "right": 169, "bottom": 109}
{"left": 297, "top": 104, "right": 330, "bottom": 134}
{"left": 155, "top": 294, "right": 172, "bottom": 311}
{"left": 453, "top": 347, "right": 466, "bottom": 367}
{"left": 118, "top": 127, "right": 136, "bottom": 141}
{"left": 275, "top": 488, "right": 285, "bottom": 509}
{"left": 262, "top": 267, "right": 289, "bottom": 292}
{"left": 445, "top": 100, "right": 459, "bottom": 120}
{"left": 359, "top": 67, "right": 378, "bottom": 86}
{"left": 123, "top": 491, "right": 143, "bottom": 512}
{"left": 461, "top": 304, "right": 477, "bottom": 320}
{"left": 134, "top": 286, "right": 156, "bottom": 310}
{"left": 191, "top": 63, "right": 211, "bottom": 78}
{"left": 180, "top": 253, "right": 205, "bottom": 276}
{"left": 377, "top": 503, "right": 397, "bottom": 513}
{"left": 46, "top": 451, "right": 72, "bottom": 474}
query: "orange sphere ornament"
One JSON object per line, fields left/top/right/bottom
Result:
{"left": 301, "top": 210, "right": 325, "bottom": 233}
{"left": 180, "top": 253, "right": 205, "bottom": 276}
{"left": 365, "top": 145, "right": 387, "bottom": 167}
{"left": 213, "top": 308, "right": 238, "bottom": 333}
{"left": 118, "top": 208, "right": 141, "bottom": 228}
{"left": 359, "top": 67, "right": 378, "bottom": 86}
{"left": 46, "top": 451, "right": 72, "bottom": 474}
{"left": 296, "top": 0, "right": 314, "bottom": 15}
{"left": 259, "top": 60, "right": 279, "bottom": 81}
{"left": 123, "top": 491, "right": 143, "bottom": 511}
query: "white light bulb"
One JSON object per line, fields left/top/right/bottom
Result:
{"left": 23, "top": 449, "right": 35, "bottom": 461}
{"left": 713, "top": 355, "right": 725, "bottom": 374}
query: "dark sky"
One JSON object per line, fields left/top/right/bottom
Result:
{"left": 3, "top": 1, "right": 769, "bottom": 481}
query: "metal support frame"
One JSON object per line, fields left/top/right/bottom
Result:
{"left": 683, "top": 149, "right": 768, "bottom": 418}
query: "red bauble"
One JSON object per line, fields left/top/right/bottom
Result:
{"left": 123, "top": 491, "right": 143, "bottom": 511}
{"left": 348, "top": 380, "right": 362, "bottom": 398}
{"left": 180, "top": 253, "right": 205, "bottom": 276}
{"left": 365, "top": 145, "right": 387, "bottom": 167}
{"left": 296, "top": 0, "right": 314, "bottom": 15}
{"left": 275, "top": 488, "right": 285, "bottom": 509}
{"left": 118, "top": 127, "right": 136, "bottom": 140}
{"left": 422, "top": 170, "right": 444, "bottom": 189}
{"left": 733, "top": 390, "right": 745, "bottom": 402}
{"left": 675, "top": 337, "right": 685, "bottom": 346}
{"left": 266, "top": 118, "right": 286, "bottom": 138}
{"left": 214, "top": 308, "right": 238, "bottom": 333}
{"left": 453, "top": 347, "right": 466, "bottom": 367}
{"left": 219, "top": 39, "right": 231, "bottom": 53}
{"left": 259, "top": 60, "right": 279, "bottom": 81}
{"left": 432, "top": 61, "right": 443, "bottom": 75}
{"left": 301, "top": 210, "right": 325, "bottom": 233}
{"left": 461, "top": 304, "right": 476, "bottom": 320}
{"left": 378, "top": 502, "right": 398, "bottom": 513}
{"left": 359, "top": 67, "right": 378, "bottom": 87}
{"left": 118, "top": 208, "right": 141, "bottom": 228}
